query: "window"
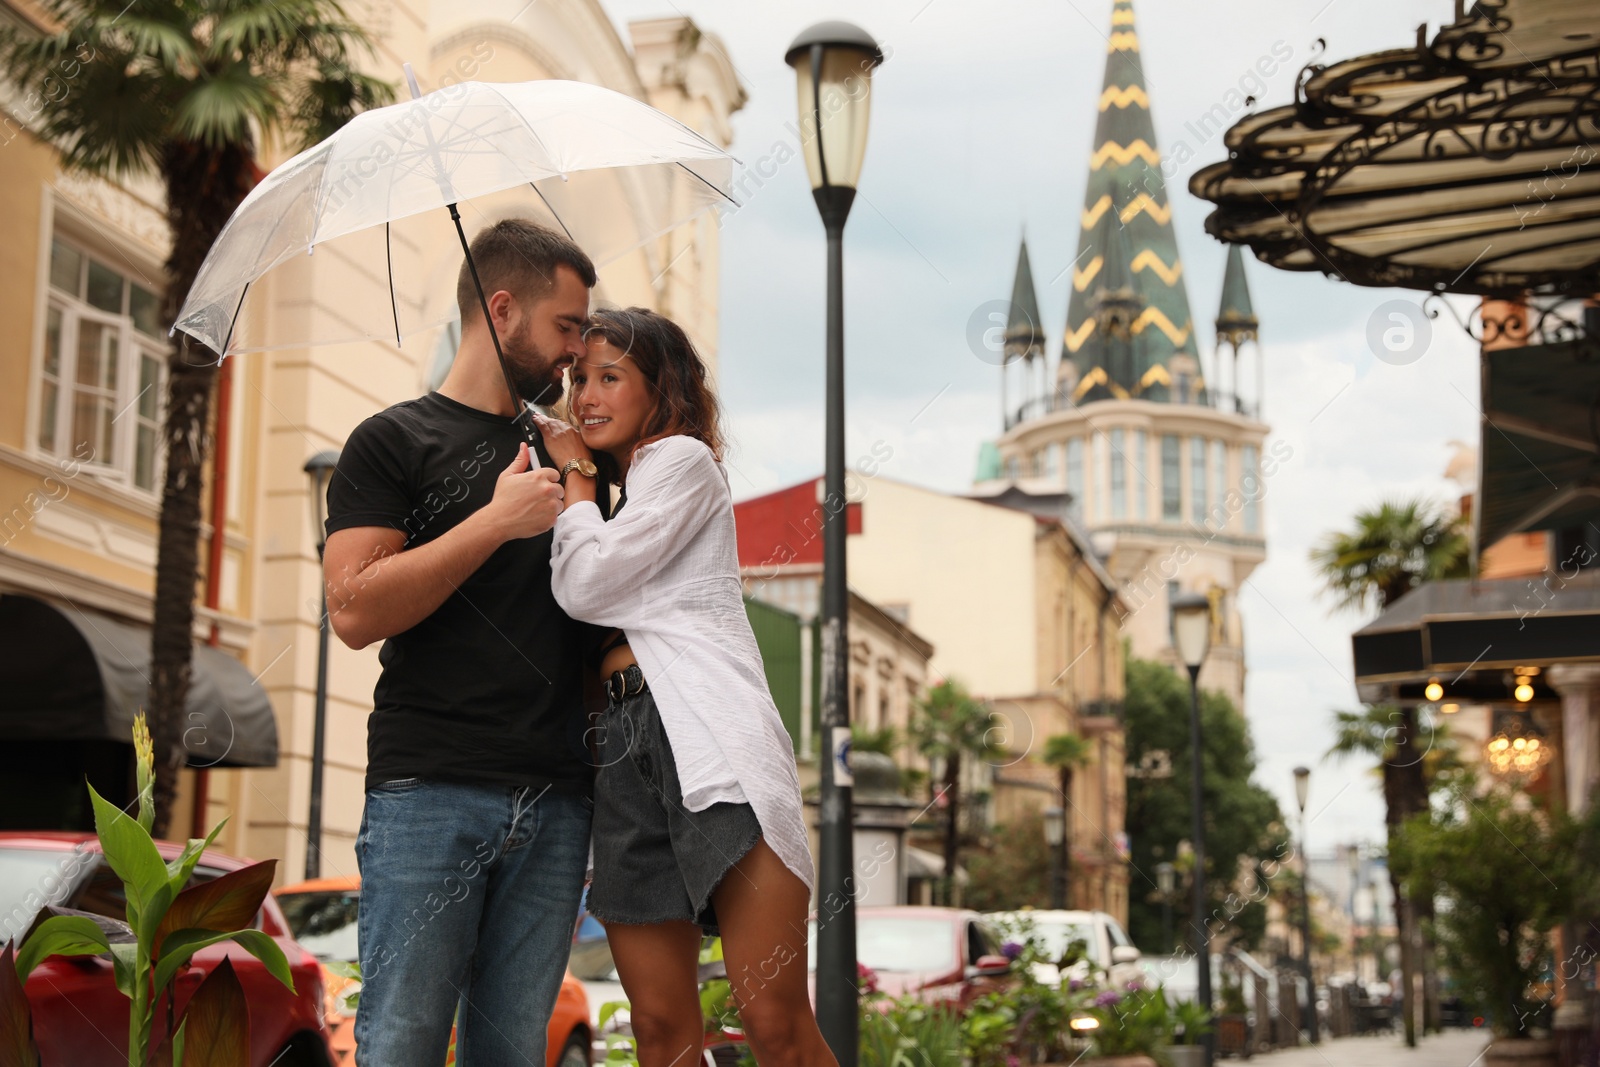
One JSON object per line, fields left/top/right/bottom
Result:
{"left": 1093, "top": 433, "right": 1107, "bottom": 522}
{"left": 1211, "top": 440, "right": 1228, "bottom": 528}
{"left": 1109, "top": 427, "right": 1126, "bottom": 519}
{"left": 1189, "top": 435, "right": 1207, "bottom": 523}
{"left": 1241, "top": 444, "right": 1261, "bottom": 533}
{"left": 39, "top": 236, "right": 166, "bottom": 491}
{"left": 1161, "top": 436, "right": 1181, "bottom": 521}
{"left": 1134, "top": 429, "right": 1148, "bottom": 521}
{"left": 1065, "top": 438, "right": 1085, "bottom": 507}
{"left": 1042, "top": 443, "right": 1060, "bottom": 479}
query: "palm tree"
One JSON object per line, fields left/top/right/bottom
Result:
{"left": 1042, "top": 732, "right": 1094, "bottom": 907}
{"left": 910, "top": 680, "right": 1003, "bottom": 904}
{"left": 1313, "top": 497, "right": 1469, "bottom": 1045}
{"left": 2, "top": 0, "right": 391, "bottom": 835}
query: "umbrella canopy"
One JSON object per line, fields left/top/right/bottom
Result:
{"left": 175, "top": 78, "right": 737, "bottom": 357}
{"left": 1188, "top": 0, "right": 1600, "bottom": 297}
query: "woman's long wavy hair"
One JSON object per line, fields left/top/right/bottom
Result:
{"left": 574, "top": 306, "right": 726, "bottom": 485}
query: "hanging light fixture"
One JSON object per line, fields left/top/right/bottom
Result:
{"left": 1485, "top": 711, "right": 1553, "bottom": 779}
{"left": 1425, "top": 678, "right": 1443, "bottom": 702}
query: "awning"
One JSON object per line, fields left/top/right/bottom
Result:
{"left": 1478, "top": 335, "right": 1600, "bottom": 548}
{"left": 0, "top": 594, "right": 278, "bottom": 767}
{"left": 1188, "top": 0, "right": 1600, "bottom": 297}
{"left": 1351, "top": 577, "right": 1600, "bottom": 684}
{"left": 905, "top": 846, "right": 969, "bottom": 886}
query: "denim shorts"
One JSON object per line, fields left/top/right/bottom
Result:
{"left": 588, "top": 681, "right": 762, "bottom": 936}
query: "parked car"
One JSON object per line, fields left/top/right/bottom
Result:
{"left": 809, "top": 906, "right": 1012, "bottom": 1007}
{"left": 274, "top": 874, "right": 591, "bottom": 1067}
{"left": 0, "top": 831, "right": 333, "bottom": 1066}
{"left": 985, "top": 909, "right": 1143, "bottom": 987}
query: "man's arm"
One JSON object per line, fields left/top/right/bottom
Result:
{"left": 324, "top": 442, "right": 564, "bottom": 650}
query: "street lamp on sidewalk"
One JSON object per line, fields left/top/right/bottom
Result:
{"left": 1170, "top": 591, "right": 1213, "bottom": 1067}
{"left": 303, "top": 449, "right": 339, "bottom": 880}
{"left": 1043, "top": 805, "right": 1066, "bottom": 909}
{"left": 1293, "top": 765, "right": 1321, "bottom": 1044}
{"left": 786, "top": 23, "right": 884, "bottom": 1067}
{"left": 1156, "top": 861, "right": 1176, "bottom": 953}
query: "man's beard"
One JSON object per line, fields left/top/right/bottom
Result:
{"left": 502, "top": 322, "right": 565, "bottom": 407}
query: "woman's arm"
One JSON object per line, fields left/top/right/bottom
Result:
{"left": 549, "top": 437, "right": 723, "bottom": 626}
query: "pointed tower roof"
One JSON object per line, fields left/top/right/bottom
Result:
{"left": 1060, "top": 0, "right": 1199, "bottom": 405}
{"left": 1216, "top": 244, "right": 1260, "bottom": 348}
{"left": 1005, "top": 238, "right": 1047, "bottom": 361}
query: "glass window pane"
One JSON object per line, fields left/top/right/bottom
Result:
{"left": 1093, "top": 433, "right": 1107, "bottom": 522}
{"left": 38, "top": 382, "right": 58, "bottom": 453}
{"left": 1110, "top": 427, "right": 1126, "bottom": 519}
{"left": 1134, "top": 430, "right": 1148, "bottom": 520}
{"left": 1161, "top": 435, "right": 1181, "bottom": 521}
{"left": 1242, "top": 444, "right": 1260, "bottom": 534}
{"left": 1211, "top": 441, "right": 1227, "bottom": 527}
{"left": 138, "top": 354, "right": 160, "bottom": 419}
{"left": 86, "top": 260, "right": 124, "bottom": 314}
{"left": 49, "top": 240, "right": 83, "bottom": 295}
{"left": 75, "top": 321, "right": 118, "bottom": 388}
{"left": 42, "top": 306, "right": 63, "bottom": 379}
{"left": 130, "top": 285, "right": 161, "bottom": 337}
{"left": 1066, "top": 438, "right": 1085, "bottom": 512}
{"left": 136, "top": 424, "right": 156, "bottom": 490}
{"left": 1189, "top": 436, "right": 1207, "bottom": 523}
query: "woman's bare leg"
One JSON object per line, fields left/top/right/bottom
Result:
{"left": 712, "top": 840, "right": 839, "bottom": 1067}
{"left": 604, "top": 920, "right": 706, "bottom": 1067}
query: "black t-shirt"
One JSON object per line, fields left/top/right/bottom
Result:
{"left": 324, "top": 391, "right": 591, "bottom": 793}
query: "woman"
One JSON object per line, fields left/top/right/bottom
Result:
{"left": 533, "top": 307, "right": 835, "bottom": 1067}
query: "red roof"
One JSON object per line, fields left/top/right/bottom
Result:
{"left": 733, "top": 479, "right": 862, "bottom": 571}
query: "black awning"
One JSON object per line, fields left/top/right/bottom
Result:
{"left": 0, "top": 594, "right": 278, "bottom": 767}
{"left": 1351, "top": 577, "right": 1600, "bottom": 682}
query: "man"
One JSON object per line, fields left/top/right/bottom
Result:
{"left": 322, "top": 218, "right": 600, "bottom": 1066}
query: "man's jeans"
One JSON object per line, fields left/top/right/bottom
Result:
{"left": 353, "top": 779, "right": 591, "bottom": 1067}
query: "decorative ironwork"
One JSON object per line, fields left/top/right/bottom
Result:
{"left": 1421, "top": 293, "right": 1600, "bottom": 356}
{"left": 1190, "top": 0, "right": 1600, "bottom": 298}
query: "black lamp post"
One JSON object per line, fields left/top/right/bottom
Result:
{"left": 785, "top": 23, "right": 883, "bottom": 1067}
{"left": 1293, "top": 766, "right": 1320, "bottom": 1044}
{"left": 1346, "top": 844, "right": 1362, "bottom": 981}
{"left": 303, "top": 449, "right": 339, "bottom": 880}
{"left": 1043, "top": 804, "right": 1066, "bottom": 909}
{"left": 1170, "top": 591, "right": 1213, "bottom": 1066}
{"left": 1156, "top": 861, "right": 1176, "bottom": 954}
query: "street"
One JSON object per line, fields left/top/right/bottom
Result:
{"left": 1252, "top": 1031, "right": 1490, "bottom": 1067}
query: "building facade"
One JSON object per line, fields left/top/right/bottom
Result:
{"left": 0, "top": 0, "right": 744, "bottom": 883}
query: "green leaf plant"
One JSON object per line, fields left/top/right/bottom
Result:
{"left": 2, "top": 714, "right": 292, "bottom": 1067}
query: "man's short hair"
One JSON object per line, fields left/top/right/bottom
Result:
{"left": 456, "top": 218, "right": 597, "bottom": 322}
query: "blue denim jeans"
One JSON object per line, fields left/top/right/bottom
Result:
{"left": 353, "top": 779, "right": 592, "bottom": 1067}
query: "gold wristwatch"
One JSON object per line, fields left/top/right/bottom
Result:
{"left": 558, "top": 458, "right": 598, "bottom": 483}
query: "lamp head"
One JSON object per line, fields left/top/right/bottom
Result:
{"left": 304, "top": 449, "right": 341, "bottom": 548}
{"left": 1155, "top": 860, "right": 1175, "bottom": 894}
{"left": 1293, "top": 765, "right": 1310, "bottom": 812}
{"left": 1168, "top": 592, "right": 1211, "bottom": 671}
{"left": 785, "top": 21, "right": 884, "bottom": 196}
{"left": 1042, "top": 805, "right": 1065, "bottom": 847}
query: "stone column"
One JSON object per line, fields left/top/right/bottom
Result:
{"left": 1547, "top": 664, "right": 1600, "bottom": 816}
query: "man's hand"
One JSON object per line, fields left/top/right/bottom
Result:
{"left": 480, "top": 442, "right": 564, "bottom": 540}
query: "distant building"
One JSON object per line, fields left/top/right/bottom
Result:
{"left": 977, "top": 0, "right": 1272, "bottom": 714}
{"left": 733, "top": 476, "right": 1130, "bottom": 921}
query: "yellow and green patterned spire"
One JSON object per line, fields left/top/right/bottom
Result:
{"left": 1060, "top": 0, "right": 1200, "bottom": 405}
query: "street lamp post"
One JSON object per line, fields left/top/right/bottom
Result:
{"left": 1293, "top": 766, "right": 1320, "bottom": 1044}
{"left": 1156, "top": 861, "right": 1176, "bottom": 954}
{"left": 1170, "top": 592, "right": 1213, "bottom": 1067}
{"left": 1346, "top": 844, "right": 1362, "bottom": 982}
{"left": 303, "top": 450, "right": 340, "bottom": 880}
{"left": 785, "top": 24, "right": 884, "bottom": 1067}
{"left": 1043, "top": 805, "right": 1066, "bottom": 909}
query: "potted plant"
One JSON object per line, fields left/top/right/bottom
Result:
{"left": 1080, "top": 985, "right": 1171, "bottom": 1066}
{"left": 1214, "top": 976, "right": 1250, "bottom": 1059}
{"left": 1162, "top": 1000, "right": 1212, "bottom": 1067}
{"left": 1395, "top": 788, "right": 1581, "bottom": 1067}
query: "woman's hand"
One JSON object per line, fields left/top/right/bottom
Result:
{"left": 532, "top": 409, "right": 592, "bottom": 469}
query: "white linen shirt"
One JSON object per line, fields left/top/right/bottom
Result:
{"left": 549, "top": 434, "right": 815, "bottom": 892}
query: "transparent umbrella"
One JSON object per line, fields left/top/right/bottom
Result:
{"left": 174, "top": 71, "right": 737, "bottom": 416}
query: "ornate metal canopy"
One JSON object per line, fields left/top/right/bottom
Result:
{"left": 1189, "top": 0, "right": 1600, "bottom": 297}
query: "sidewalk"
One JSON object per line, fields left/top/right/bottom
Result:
{"left": 1244, "top": 1029, "right": 1491, "bottom": 1067}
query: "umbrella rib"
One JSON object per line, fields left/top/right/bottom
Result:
{"left": 219, "top": 282, "right": 250, "bottom": 357}
{"left": 528, "top": 182, "right": 576, "bottom": 240}
{"left": 675, "top": 161, "right": 740, "bottom": 208}
{"left": 386, "top": 222, "right": 401, "bottom": 346}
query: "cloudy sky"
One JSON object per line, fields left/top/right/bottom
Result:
{"left": 603, "top": 0, "right": 1485, "bottom": 858}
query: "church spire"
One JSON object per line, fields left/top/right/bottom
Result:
{"left": 1216, "top": 243, "right": 1259, "bottom": 349}
{"left": 1005, "top": 238, "right": 1046, "bottom": 362}
{"left": 1059, "top": 0, "right": 1199, "bottom": 405}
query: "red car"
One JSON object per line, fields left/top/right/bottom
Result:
{"left": 1, "top": 831, "right": 334, "bottom": 1067}
{"left": 807, "top": 905, "right": 1013, "bottom": 1007}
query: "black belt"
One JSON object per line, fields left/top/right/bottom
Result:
{"left": 605, "top": 664, "right": 647, "bottom": 703}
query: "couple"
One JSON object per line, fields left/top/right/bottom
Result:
{"left": 322, "top": 219, "right": 832, "bottom": 1067}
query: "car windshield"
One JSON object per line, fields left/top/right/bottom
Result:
{"left": 0, "top": 848, "right": 79, "bottom": 938}
{"left": 277, "top": 890, "right": 361, "bottom": 962}
{"left": 808, "top": 916, "right": 956, "bottom": 974}
{"left": 1031, "top": 920, "right": 1099, "bottom": 963}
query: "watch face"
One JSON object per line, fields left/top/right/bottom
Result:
{"left": 580, "top": 459, "right": 598, "bottom": 476}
